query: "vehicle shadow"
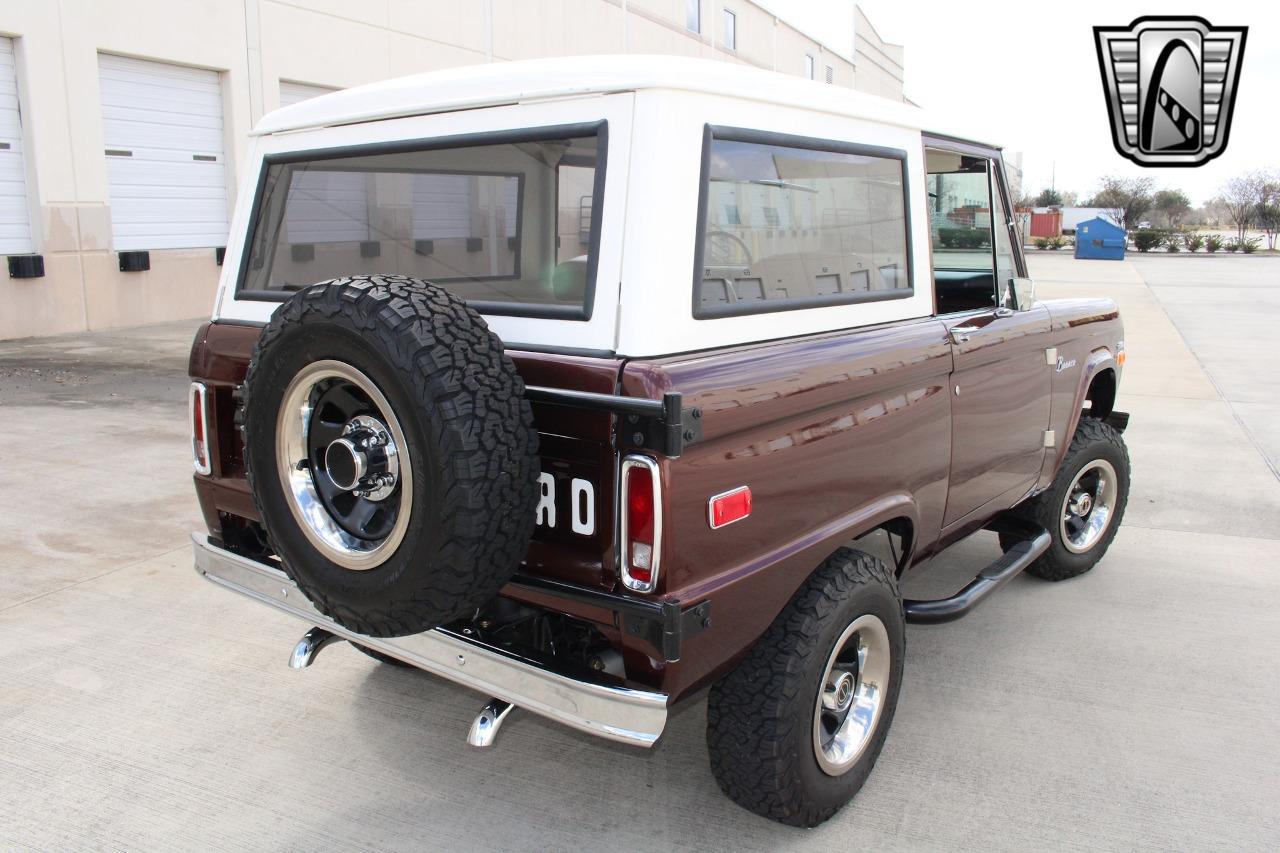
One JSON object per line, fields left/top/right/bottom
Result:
{"left": 337, "top": 652, "right": 807, "bottom": 849}
{"left": 315, "top": 532, "right": 1019, "bottom": 849}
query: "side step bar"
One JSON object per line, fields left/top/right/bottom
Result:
{"left": 903, "top": 520, "right": 1051, "bottom": 624}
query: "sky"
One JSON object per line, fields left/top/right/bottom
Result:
{"left": 758, "top": 0, "right": 1278, "bottom": 205}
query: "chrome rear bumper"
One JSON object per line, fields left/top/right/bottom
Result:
{"left": 191, "top": 533, "right": 668, "bottom": 747}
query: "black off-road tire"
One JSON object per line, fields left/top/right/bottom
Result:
{"left": 242, "top": 276, "right": 539, "bottom": 637}
{"left": 352, "top": 644, "right": 414, "bottom": 668}
{"left": 705, "top": 548, "right": 905, "bottom": 827}
{"left": 1001, "top": 417, "right": 1130, "bottom": 581}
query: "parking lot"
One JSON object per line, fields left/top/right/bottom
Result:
{"left": 1, "top": 254, "right": 1278, "bottom": 851}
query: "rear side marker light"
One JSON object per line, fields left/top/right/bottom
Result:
{"left": 709, "top": 486, "right": 752, "bottom": 529}
{"left": 190, "top": 382, "right": 212, "bottom": 475}
{"left": 620, "top": 455, "right": 662, "bottom": 592}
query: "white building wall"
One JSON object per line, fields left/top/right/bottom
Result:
{"left": 0, "top": 0, "right": 906, "bottom": 340}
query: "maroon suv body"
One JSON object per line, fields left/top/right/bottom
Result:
{"left": 188, "top": 58, "right": 1131, "bottom": 827}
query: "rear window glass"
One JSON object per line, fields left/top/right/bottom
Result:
{"left": 238, "top": 128, "right": 604, "bottom": 318}
{"left": 695, "top": 129, "right": 912, "bottom": 318}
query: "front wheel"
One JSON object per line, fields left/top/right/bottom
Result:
{"left": 1003, "top": 417, "right": 1131, "bottom": 581}
{"left": 705, "top": 548, "right": 904, "bottom": 827}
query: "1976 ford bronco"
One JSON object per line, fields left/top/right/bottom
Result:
{"left": 188, "top": 56, "right": 1130, "bottom": 827}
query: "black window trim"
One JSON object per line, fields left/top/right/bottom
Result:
{"left": 691, "top": 124, "right": 915, "bottom": 320}
{"left": 922, "top": 133, "right": 1028, "bottom": 315}
{"left": 921, "top": 133, "right": 1026, "bottom": 278}
{"left": 234, "top": 120, "right": 609, "bottom": 322}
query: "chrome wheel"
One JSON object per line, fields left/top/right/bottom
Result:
{"left": 1059, "top": 459, "right": 1119, "bottom": 554}
{"left": 275, "top": 360, "right": 413, "bottom": 570}
{"left": 812, "top": 613, "right": 892, "bottom": 776}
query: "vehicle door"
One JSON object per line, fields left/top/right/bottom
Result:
{"left": 926, "top": 141, "right": 1052, "bottom": 528}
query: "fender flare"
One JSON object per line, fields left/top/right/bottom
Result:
{"left": 680, "top": 490, "right": 923, "bottom": 611}
{"left": 670, "top": 490, "right": 924, "bottom": 700}
{"left": 1059, "top": 345, "right": 1118, "bottom": 459}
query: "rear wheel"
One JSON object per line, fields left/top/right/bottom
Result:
{"left": 706, "top": 548, "right": 904, "bottom": 827}
{"left": 1003, "top": 417, "right": 1130, "bottom": 581}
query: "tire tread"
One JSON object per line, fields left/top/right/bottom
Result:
{"left": 706, "top": 548, "right": 902, "bottom": 827}
{"left": 242, "top": 276, "right": 539, "bottom": 636}
{"left": 1005, "top": 417, "right": 1130, "bottom": 581}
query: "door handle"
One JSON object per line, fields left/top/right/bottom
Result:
{"left": 949, "top": 325, "right": 979, "bottom": 344}
{"left": 994, "top": 306, "right": 1015, "bottom": 318}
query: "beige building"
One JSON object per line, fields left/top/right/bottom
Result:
{"left": 0, "top": 0, "right": 906, "bottom": 340}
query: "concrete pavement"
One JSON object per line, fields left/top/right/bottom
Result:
{"left": 1, "top": 256, "right": 1278, "bottom": 851}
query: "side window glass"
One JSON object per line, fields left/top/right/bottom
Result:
{"left": 240, "top": 132, "right": 603, "bottom": 315}
{"left": 990, "top": 168, "right": 1018, "bottom": 308}
{"left": 695, "top": 133, "right": 912, "bottom": 318}
{"left": 926, "top": 148, "right": 997, "bottom": 314}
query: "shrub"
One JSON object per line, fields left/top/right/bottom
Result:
{"left": 1133, "top": 229, "right": 1165, "bottom": 252}
{"left": 1204, "top": 235, "right": 1223, "bottom": 253}
{"left": 1183, "top": 233, "right": 1205, "bottom": 252}
{"left": 1033, "top": 236, "right": 1051, "bottom": 250}
{"left": 1223, "top": 238, "right": 1239, "bottom": 253}
{"left": 938, "top": 228, "right": 991, "bottom": 250}
{"left": 1164, "top": 233, "right": 1181, "bottom": 252}
{"left": 1229, "top": 235, "right": 1261, "bottom": 254}
{"left": 1047, "top": 235, "right": 1068, "bottom": 250}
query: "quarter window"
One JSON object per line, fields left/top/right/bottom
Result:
{"left": 686, "top": 0, "right": 700, "bottom": 33}
{"left": 723, "top": 9, "right": 737, "bottom": 50}
{"left": 695, "top": 130, "right": 912, "bottom": 318}
{"left": 239, "top": 129, "right": 604, "bottom": 317}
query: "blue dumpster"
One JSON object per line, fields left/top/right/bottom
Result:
{"left": 1074, "top": 216, "right": 1126, "bottom": 260}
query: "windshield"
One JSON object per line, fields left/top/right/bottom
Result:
{"left": 238, "top": 128, "right": 603, "bottom": 318}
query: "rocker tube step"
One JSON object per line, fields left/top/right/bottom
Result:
{"left": 903, "top": 522, "right": 1052, "bottom": 624}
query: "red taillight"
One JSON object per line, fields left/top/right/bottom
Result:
{"left": 190, "top": 382, "right": 212, "bottom": 475}
{"left": 621, "top": 455, "right": 661, "bottom": 592}
{"left": 709, "top": 486, "right": 752, "bottom": 529}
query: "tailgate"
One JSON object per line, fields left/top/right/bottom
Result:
{"left": 508, "top": 350, "right": 622, "bottom": 590}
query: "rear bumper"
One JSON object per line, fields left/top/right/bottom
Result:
{"left": 191, "top": 533, "right": 669, "bottom": 747}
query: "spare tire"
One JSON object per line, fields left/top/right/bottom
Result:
{"left": 241, "top": 276, "right": 539, "bottom": 637}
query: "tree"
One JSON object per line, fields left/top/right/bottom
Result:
{"left": 1197, "top": 197, "right": 1229, "bottom": 228}
{"left": 1152, "top": 188, "right": 1191, "bottom": 228}
{"left": 1034, "top": 187, "right": 1063, "bottom": 207}
{"left": 1088, "top": 176, "right": 1155, "bottom": 230}
{"left": 1256, "top": 175, "right": 1280, "bottom": 250}
{"left": 1221, "top": 173, "right": 1259, "bottom": 241}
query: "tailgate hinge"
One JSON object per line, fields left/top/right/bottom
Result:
{"left": 623, "top": 599, "right": 711, "bottom": 662}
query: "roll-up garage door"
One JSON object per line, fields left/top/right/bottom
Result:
{"left": 98, "top": 54, "right": 229, "bottom": 251}
{"left": 279, "top": 80, "right": 336, "bottom": 108}
{"left": 0, "top": 37, "right": 33, "bottom": 254}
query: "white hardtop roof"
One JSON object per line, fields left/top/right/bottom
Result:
{"left": 254, "top": 54, "right": 936, "bottom": 137}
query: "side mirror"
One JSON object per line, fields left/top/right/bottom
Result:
{"left": 1011, "top": 277, "right": 1036, "bottom": 310}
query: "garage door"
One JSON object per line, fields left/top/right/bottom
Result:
{"left": 279, "top": 80, "right": 336, "bottom": 108}
{"left": 98, "top": 54, "right": 229, "bottom": 251}
{"left": 0, "top": 37, "right": 33, "bottom": 254}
